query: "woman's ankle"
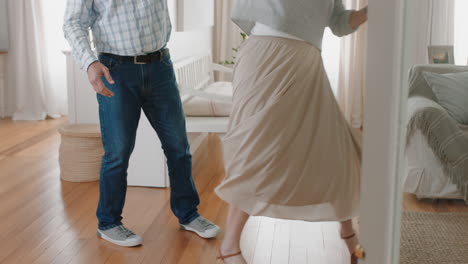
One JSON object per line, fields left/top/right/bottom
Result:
{"left": 220, "top": 240, "right": 241, "bottom": 255}
{"left": 340, "top": 229, "right": 356, "bottom": 238}
{"left": 339, "top": 221, "right": 355, "bottom": 238}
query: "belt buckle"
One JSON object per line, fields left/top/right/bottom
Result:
{"left": 134, "top": 56, "right": 146, "bottom": 65}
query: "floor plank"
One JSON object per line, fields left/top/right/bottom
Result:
{"left": 403, "top": 192, "right": 468, "bottom": 213}
{"left": 0, "top": 118, "right": 356, "bottom": 264}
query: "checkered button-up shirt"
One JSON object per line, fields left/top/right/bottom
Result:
{"left": 64, "top": 0, "right": 172, "bottom": 70}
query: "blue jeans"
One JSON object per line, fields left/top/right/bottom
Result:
{"left": 95, "top": 49, "right": 200, "bottom": 230}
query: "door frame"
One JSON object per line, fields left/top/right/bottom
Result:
{"left": 359, "top": 0, "right": 408, "bottom": 263}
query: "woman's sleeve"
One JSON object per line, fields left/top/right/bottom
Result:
{"left": 328, "top": 0, "right": 357, "bottom": 37}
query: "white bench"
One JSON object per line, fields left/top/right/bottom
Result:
{"left": 173, "top": 54, "right": 233, "bottom": 150}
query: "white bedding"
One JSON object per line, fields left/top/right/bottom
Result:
{"left": 182, "top": 82, "right": 233, "bottom": 117}
{"left": 404, "top": 130, "right": 463, "bottom": 200}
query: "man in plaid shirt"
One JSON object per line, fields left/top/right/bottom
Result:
{"left": 64, "top": 0, "right": 220, "bottom": 247}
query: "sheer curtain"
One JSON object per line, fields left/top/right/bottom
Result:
{"left": 2, "top": 0, "right": 67, "bottom": 120}
{"left": 429, "top": 0, "right": 455, "bottom": 46}
{"left": 336, "top": 0, "right": 368, "bottom": 129}
{"left": 213, "top": 0, "right": 243, "bottom": 81}
{"left": 403, "top": 0, "right": 454, "bottom": 67}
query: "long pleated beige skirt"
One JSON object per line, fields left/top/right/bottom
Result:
{"left": 214, "top": 36, "right": 362, "bottom": 222}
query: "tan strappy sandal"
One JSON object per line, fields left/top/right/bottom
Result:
{"left": 341, "top": 233, "right": 365, "bottom": 264}
{"left": 216, "top": 251, "right": 243, "bottom": 264}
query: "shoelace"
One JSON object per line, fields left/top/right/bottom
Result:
{"left": 117, "top": 225, "right": 135, "bottom": 238}
{"left": 197, "top": 218, "right": 215, "bottom": 230}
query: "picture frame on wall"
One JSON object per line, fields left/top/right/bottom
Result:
{"left": 428, "top": 45, "right": 454, "bottom": 64}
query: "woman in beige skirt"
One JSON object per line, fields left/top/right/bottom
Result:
{"left": 215, "top": 1, "right": 368, "bottom": 264}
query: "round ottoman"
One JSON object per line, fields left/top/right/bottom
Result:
{"left": 58, "top": 124, "right": 104, "bottom": 182}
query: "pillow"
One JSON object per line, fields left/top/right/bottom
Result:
{"left": 423, "top": 71, "right": 468, "bottom": 125}
{"left": 183, "top": 82, "right": 233, "bottom": 117}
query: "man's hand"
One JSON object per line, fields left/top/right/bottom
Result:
{"left": 87, "top": 61, "right": 115, "bottom": 97}
{"left": 349, "top": 6, "right": 368, "bottom": 30}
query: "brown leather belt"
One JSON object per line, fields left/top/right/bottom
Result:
{"left": 99, "top": 48, "right": 169, "bottom": 64}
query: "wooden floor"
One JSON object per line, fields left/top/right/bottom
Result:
{"left": 0, "top": 118, "right": 351, "bottom": 264}
{"left": 403, "top": 192, "right": 468, "bottom": 213}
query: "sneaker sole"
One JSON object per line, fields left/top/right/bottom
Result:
{"left": 96, "top": 230, "right": 143, "bottom": 247}
{"left": 180, "top": 224, "right": 220, "bottom": 239}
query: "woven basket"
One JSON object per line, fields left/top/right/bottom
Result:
{"left": 58, "top": 124, "right": 104, "bottom": 182}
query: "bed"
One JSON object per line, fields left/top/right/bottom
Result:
{"left": 403, "top": 64, "right": 468, "bottom": 200}
{"left": 404, "top": 128, "right": 468, "bottom": 200}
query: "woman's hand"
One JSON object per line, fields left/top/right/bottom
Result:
{"left": 349, "top": 6, "right": 368, "bottom": 30}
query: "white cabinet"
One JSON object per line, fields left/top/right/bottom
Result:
{"left": 64, "top": 51, "right": 169, "bottom": 187}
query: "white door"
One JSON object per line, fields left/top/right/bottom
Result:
{"left": 359, "top": 0, "right": 407, "bottom": 263}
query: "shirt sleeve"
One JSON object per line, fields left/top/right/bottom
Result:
{"left": 63, "top": 0, "right": 98, "bottom": 71}
{"left": 328, "top": 0, "right": 357, "bottom": 37}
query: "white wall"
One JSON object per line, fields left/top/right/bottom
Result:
{"left": 0, "top": 0, "right": 8, "bottom": 52}
{"left": 168, "top": 30, "right": 213, "bottom": 62}
{"left": 166, "top": 0, "right": 213, "bottom": 61}
{"left": 400, "top": 0, "right": 428, "bottom": 83}
{"left": 0, "top": 0, "right": 213, "bottom": 118}
{"left": 0, "top": 55, "right": 5, "bottom": 117}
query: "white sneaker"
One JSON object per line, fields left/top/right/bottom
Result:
{"left": 97, "top": 225, "right": 143, "bottom": 247}
{"left": 180, "top": 216, "right": 220, "bottom": 238}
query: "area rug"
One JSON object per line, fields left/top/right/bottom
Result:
{"left": 400, "top": 211, "right": 468, "bottom": 264}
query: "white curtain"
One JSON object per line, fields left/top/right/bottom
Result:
{"left": 404, "top": 0, "right": 454, "bottom": 66}
{"left": 454, "top": 0, "right": 468, "bottom": 65}
{"left": 337, "top": 0, "right": 453, "bottom": 129}
{"left": 213, "top": 0, "right": 243, "bottom": 81}
{"left": 428, "top": 0, "right": 455, "bottom": 46}
{"left": 336, "top": 0, "right": 367, "bottom": 129}
{"left": 2, "top": 0, "right": 67, "bottom": 120}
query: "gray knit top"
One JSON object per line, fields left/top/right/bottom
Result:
{"left": 231, "top": 0, "right": 357, "bottom": 49}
